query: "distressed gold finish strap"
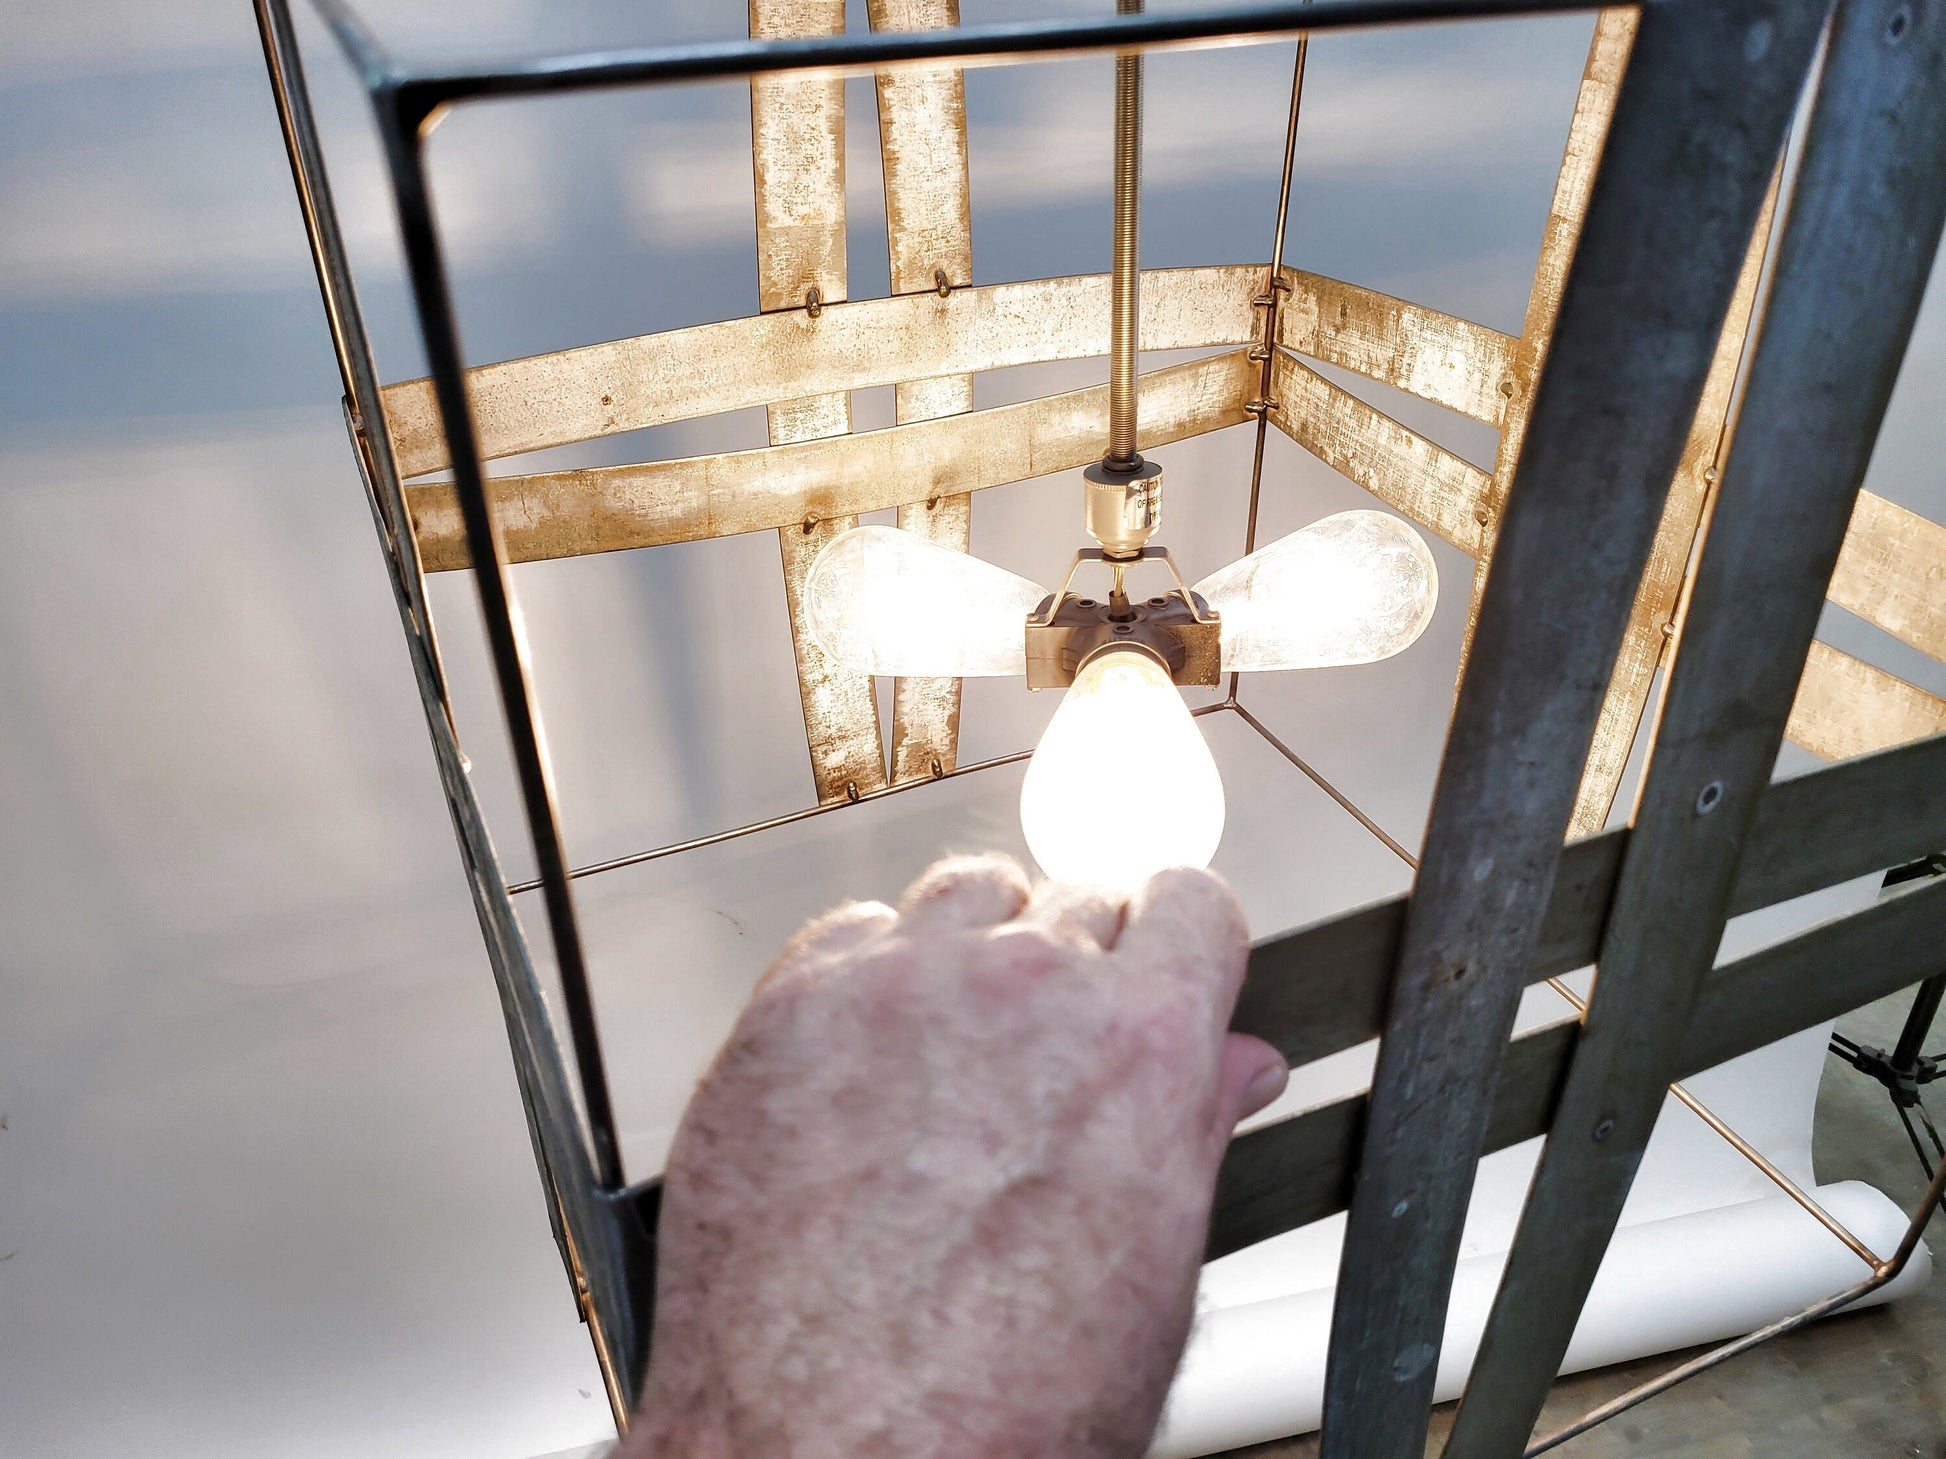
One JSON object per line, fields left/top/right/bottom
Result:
{"left": 751, "top": 0, "right": 885, "bottom": 804}
{"left": 1829, "top": 490, "right": 1946, "bottom": 665}
{"left": 1266, "top": 349, "right": 1491, "bottom": 555}
{"left": 379, "top": 266, "right": 1262, "bottom": 477}
{"left": 1456, "top": 8, "right": 1637, "bottom": 682}
{"left": 1787, "top": 641, "right": 1946, "bottom": 761}
{"left": 1567, "top": 168, "right": 1780, "bottom": 836}
{"left": 871, "top": 0, "right": 974, "bottom": 783}
{"left": 407, "top": 352, "right": 1255, "bottom": 571}
{"left": 1277, "top": 268, "right": 1515, "bottom": 426}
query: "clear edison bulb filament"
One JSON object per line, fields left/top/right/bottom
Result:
{"left": 1019, "top": 649, "right": 1226, "bottom": 891}
{"left": 1193, "top": 509, "right": 1438, "bottom": 673}
{"left": 805, "top": 525, "right": 1048, "bottom": 677}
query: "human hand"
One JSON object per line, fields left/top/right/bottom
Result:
{"left": 622, "top": 854, "right": 1288, "bottom": 1459}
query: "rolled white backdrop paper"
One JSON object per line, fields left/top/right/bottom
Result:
{"left": 1152, "top": 1180, "right": 1929, "bottom": 1458}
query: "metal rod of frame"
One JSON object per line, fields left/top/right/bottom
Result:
{"left": 1106, "top": 0, "right": 1146, "bottom": 468}
{"left": 1230, "top": 701, "right": 1417, "bottom": 867}
{"left": 1526, "top": 1149, "right": 1946, "bottom": 1457}
{"left": 1231, "top": 26, "right": 1312, "bottom": 704}
{"left": 259, "top": 0, "right": 655, "bottom": 1418}
{"left": 512, "top": 701, "right": 1232, "bottom": 894}
{"left": 509, "top": 746, "right": 1039, "bottom": 894}
{"left": 324, "top": 16, "right": 628, "bottom": 1193}
{"left": 314, "top": 0, "right": 1602, "bottom": 117}
{"left": 1540, "top": 976, "right": 1881, "bottom": 1269}
{"left": 254, "top": 0, "right": 446, "bottom": 705}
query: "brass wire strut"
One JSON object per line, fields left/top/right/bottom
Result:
{"left": 1229, "top": 24, "right": 1311, "bottom": 706}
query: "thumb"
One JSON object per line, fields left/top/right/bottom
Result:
{"left": 1214, "top": 1031, "right": 1288, "bottom": 1139}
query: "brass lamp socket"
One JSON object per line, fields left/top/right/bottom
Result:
{"left": 1083, "top": 457, "right": 1163, "bottom": 558}
{"left": 1025, "top": 589, "right": 1221, "bottom": 689}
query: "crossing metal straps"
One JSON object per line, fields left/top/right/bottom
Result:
{"left": 1455, "top": 0, "right": 1946, "bottom": 1455}
{"left": 1316, "top": 5, "right": 1830, "bottom": 1456}
{"left": 1446, "top": 4, "right": 1946, "bottom": 1443}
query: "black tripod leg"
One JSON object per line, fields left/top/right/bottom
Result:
{"left": 1890, "top": 972, "right": 1945, "bottom": 1080}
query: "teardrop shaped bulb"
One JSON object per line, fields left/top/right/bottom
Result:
{"left": 805, "top": 525, "right": 1048, "bottom": 677}
{"left": 1019, "top": 649, "right": 1225, "bottom": 891}
{"left": 1193, "top": 510, "right": 1438, "bottom": 673}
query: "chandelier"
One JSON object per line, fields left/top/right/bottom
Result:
{"left": 255, "top": 0, "right": 1946, "bottom": 1453}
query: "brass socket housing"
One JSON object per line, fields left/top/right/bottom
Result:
{"left": 1083, "top": 457, "right": 1163, "bottom": 558}
{"left": 1024, "top": 589, "right": 1221, "bottom": 689}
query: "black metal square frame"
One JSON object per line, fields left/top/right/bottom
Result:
{"left": 255, "top": 0, "right": 1946, "bottom": 1451}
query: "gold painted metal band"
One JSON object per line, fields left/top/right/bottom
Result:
{"left": 1830, "top": 490, "right": 1946, "bottom": 665}
{"left": 407, "top": 350, "right": 1258, "bottom": 570}
{"left": 1567, "top": 165, "right": 1781, "bottom": 836}
{"left": 752, "top": 0, "right": 885, "bottom": 804}
{"left": 1266, "top": 348, "right": 1492, "bottom": 555}
{"left": 380, "top": 266, "right": 1264, "bottom": 477}
{"left": 1787, "top": 641, "right": 1946, "bottom": 762}
{"left": 1278, "top": 267, "right": 1515, "bottom": 427}
{"left": 871, "top": 0, "right": 975, "bottom": 782}
{"left": 1456, "top": 8, "right": 1638, "bottom": 679}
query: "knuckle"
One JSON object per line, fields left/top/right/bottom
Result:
{"left": 1142, "top": 866, "right": 1247, "bottom": 937}
{"left": 983, "top": 924, "right": 1077, "bottom": 984}
{"left": 908, "top": 852, "right": 1026, "bottom": 899}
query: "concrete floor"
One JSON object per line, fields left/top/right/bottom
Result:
{"left": 1223, "top": 988, "right": 1946, "bottom": 1459}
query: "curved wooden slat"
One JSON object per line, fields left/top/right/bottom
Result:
{"left": 380, "top": 265, "right": 1263, "bottom": 477}
{"left": 1278, "top": 268, "right": 1515, "bottom": 426}
{"left": 407, "top": 350, "right": 1256, "bottom": 570}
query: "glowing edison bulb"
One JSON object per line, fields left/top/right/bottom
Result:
{"left": 1193, "top": 510, "right": 1437, "bottom": 673}
{"left": 805, "top": 525, "right": 1048, "bottom": 676}
{"left": 1019, "top": 649, "right": 1225, "bottom": 890}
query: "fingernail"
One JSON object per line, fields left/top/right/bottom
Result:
{"left": 1240, "top": 1059, "right": 1290, "bottom": 1119}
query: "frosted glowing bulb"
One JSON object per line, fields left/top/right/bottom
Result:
{"left": 805, "top": 525, "right": 1048, "bottom": 677}
{"left": 1193, "top": 509, "right": 1438, "bottom": 673}
{"left": 1019, "top": 649, "right": 1226, "bottom": 891}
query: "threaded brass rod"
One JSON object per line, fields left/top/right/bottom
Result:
{"left": 1107, "top": 0, "right": 1144, "bottom": 467}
